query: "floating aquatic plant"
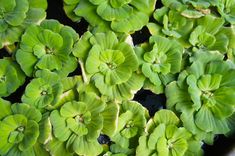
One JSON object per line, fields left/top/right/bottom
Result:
{"left": 136, "top": 109, "right": 203, "bottom": 156}
{"left": 0, "top": 98, "right": 47, "bottom": 156}
{"left": 0, "top": 0, "right": 47, "bottom": 50}
{"left": 63, "top": 0, "right": 157, "bottom": 33}
{"left": 136, "top": 35, "right": 183, "bottom": 93}
{"left": 0, "top": 58, "right": 25, "bottom": 97}
{"left": 49, "top": 92, "right": 118, "bottom": 156}
{"left": 109, "top": 101, "right": 148, "bottom": 155}
{"left": 73, "top": 31, "right": 144, "bottom": 101}
{"left": 16, "top": 20, "right": 79, "bottom": 77}
{"left": 1, "top": 0, "right": 235, "bottom": 155}
{"left": 166, "top": 50, "right": 235, "bottom": 143}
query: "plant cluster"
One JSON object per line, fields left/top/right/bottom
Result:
{"left": 1, "top": 0, "right": 235, "bottom": 156}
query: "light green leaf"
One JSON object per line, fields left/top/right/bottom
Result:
{"left": 79, "top": 92, "right": 105, "bottom": 114}
{"left": 50, "top": 110, "right": 71, "bottom": 141}
{"left": 11, "top": 103, "right": 42, "bottom": 122}
{"left": 181, "top": 9, "right": 204, "bottom": 18}
{"left": 195, "top": 105, "right": 230, "bottom": 134}
{"left": 36, "top": 55, "right": 62, "bottom": 71}
{"left": 148, "top": 124, "right": 166, "bottom": 149}
{"left": 38, "top": 112, "right": 52, "bottom": 144}
{"left": 198, "top": 15, "right": 224, "bottom": 34}
{"left": 46, "top": 138, "right": 73, "bottom": 156}
{"left": 60, "top": 101, "right": 87, "bottom": 118}
{"left": 186, "top": 74, "right": 202, "bottom": 110}
{"left": 157, "top": 137, "right": 169, "bottom": 156}
{"left": 24, "top": 8, "right": 46, "bottom": 25}
{"left": 197, "top": 74, "right": 222, "bottom": 91}
{"left": 0, "top": 0, "right": 16, "bottom": 12}
{"left": 85, "top": 45, "right": 102, "bottom": 74}
{"left": 142, "top": 63, "right": 161, "bottom": 86}
{"left": 111, "top": 11, "right": 149, "bottom": 33}
{"left": 102, "top": 103, "right": 119, "bottom": 137}
{"left": 4, "top": 0, "right": 29, "bottom": 26}
{"left": 153, "top": 109, "right": 179, "bottom": 126}
{"left": 73, "top": 136, "right": 103, "bottom": 156}
{"left": 97, "top": 2, "right": 133, "bottom": 21}
{"left": 19, "top": 120, "right": 39, "bottom": 151}
{"left": 28, "top": 0, "right": 47, "bottom": 9}
{"left": 0, "top": 98, "right": 12, "bottom": 120}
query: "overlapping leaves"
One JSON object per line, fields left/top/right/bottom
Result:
{"left": 73, "top": 31, "right": 144, "bottom": 101}
{"left": 1, "top": 0, "right": 235, "bottom": 156}
{"left": 136, "top": 109, "right": 203, "bottom": 156}
{"left": 136, "top": 35, "right": 183, "bottom": 93}
{"left": 0, "top": 58, "right": 25, "bottom": 97}
{"left": 49, "top": 92, "right": 119, "bottom": 156}
{"left": 0, "top": 0, "right": 47, "bottom": 49}
{"left": 16, "top": 20, "right": 79, "bottom": 77}
{"left": 0, "top": 99, "right": 46, "bottom": 156}
{"left": 63, "top": 0, "right": 156, "bottom": 33}
{"left": 166, "top": 50, "right": 235, "bottom": 142}
{"left": 108, "top": 101, "right": 148, "bottom": 155}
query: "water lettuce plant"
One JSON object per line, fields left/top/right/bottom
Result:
{"left": 215, "top": 0, "right": 235, "bottom": 24}
{"left": 0, "top": 0, "right": 47, "bottom": 50}
{"left": 188, "top": 15, "right": 235, "bottom": 53}
{"left": 109, "top": 101, "right": 148, "bottom": 155}
{"left": 49, "top": 92, "right": 118, "bottom": 156}
{"left": 0, "top": 58, "right": 25, "bottom": 97}
{"left": 136, "top": 36, "right": 183, "bottom": 93}
{"left": 136, "top": 109, "right": 203, "bottom": 156}
{"left": 63, "top": 0, "right": 157, "bottom": 33}
{"left": 0, "top": 98, "right": 46, "bottom": 156}
{"left": 161, "top": 0, "right": 212, "bottom": 18}
{"left": 166, "top": 50, "right": 235, "bottom": 143}
{"left": 147, "top": 7, "right": 195, "bottom": 47}
{"left": 16, "top": 19, "right": 78, "bottom": 77}
{"left": 2, "top": 0, "right": 235, "bottom": 155}
{"left": 21, "top": 70, "right": 64, "bottom": 110}
{"left": 73, "top": 31, "right": 144, "bottom": 101}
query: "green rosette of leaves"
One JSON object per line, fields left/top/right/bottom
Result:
{"left": 21, "top": 70, "right": 62, "bottom": 111}
{"left": 16, "top": 20, "right": 79, "bottom": 77}
{"left": 166, "top": 50, "right": 235, "bottom": 143}
{"left": 147, "top": 7, "right": 195, "bottom": 48}
{"left": 216, "top": 0, "right": 235, "bottom": 24}
{"left": 188, "top": 15, "right": 235, "bottom": 53}
{"left": 49, "top": 92, "right": 119, "bottom": 156}
{"left": 109, "top": 101, "right": 148, "bottom": 155}
{"left": 0, "top": 58, "right": 25, "bottom": 97}
{"left": 0, "top": 0, "right": 47, "bottom": 49}
{"left": 136, "top": 109, "right": 203, "bottom": 156}
{"left": 0, "top": 98, "right": 48, "bottom": 156}
{"left": 63, "top": 0, "right": 156, "bottom": 33}
{"left": 73, "top": 31, "right": 144, "bottom": 101}
{"left": 161, "top": 0, "right": 213, "bottom": 18}
{"left": 22, "top": 70, "right": 86, "bottom": 112}
{"left": 135, "top": 36, "right": 183, "bottom": 94}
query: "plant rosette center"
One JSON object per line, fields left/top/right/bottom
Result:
{"left": 85, "top": 41, "right": 135, "bottom": 86}
{"left": 196, "top": 74, "right": 222, "bottom": 107}
{"left": 61, "top": 101, "right": 93, "bottom": 137}
{"left": 120, "top": 120, "right": 138, "bottom": 139}
{"left": 74, "top": 111, "right": 91, "bottom": 125}
{"left": 8, "top": 126, "right": 25, "bottom": 143}
{"left": 143, "top": 45, "right": 171, "bottom": 74}
{"left": 39, "top": 85, "right": 52, "bottom": 96}
{"left": 98, "top": 49, "right": 125, "bottom": 73}
{"left": 66, "top": 112, "right": 92, "bottom": 137}
{"left": 0, "top": 75, "right": 6, "bottom": 83}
